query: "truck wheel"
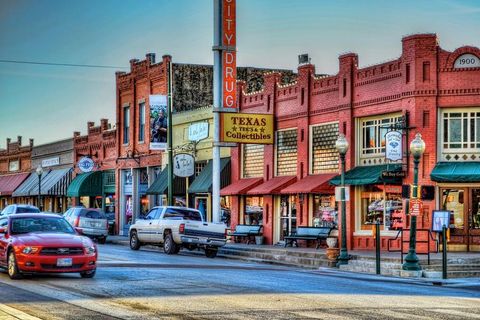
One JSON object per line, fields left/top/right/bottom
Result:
{"left": 205, "top": 248, "right": 218, "bottom": 258}
{"left": 164, "top": 233, "right": 178, "bottom": 255}
{"left": 130, "top": 231, "right": 141, "bottom": 250}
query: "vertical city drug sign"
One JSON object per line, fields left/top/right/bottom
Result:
{"left": 149, "top": 95, "right": 168, "bottom": 150}
{"left": 222, "top": 0, "right": 236, "bottom": 109}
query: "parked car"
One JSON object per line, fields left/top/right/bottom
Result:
{"left": 129, "top": 206, "right": 227, "bottom": 258}
{"left": 0, "top": 204, "right": 40, "bottom": 216}
{"left": 63, "top": 207, "right": 108, "bottom": 244}
{"left": 0, "top": 213, "right": 97, "bottom": 279}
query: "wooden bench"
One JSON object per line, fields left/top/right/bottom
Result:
{"left": 230, "top": 224, "right": 263, "bottom": 244}
{"left": 284, "top": 226, "right": 333, "bottom": 249}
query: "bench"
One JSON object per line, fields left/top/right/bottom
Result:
{"left": 284, "top": 226, "right": 333, "bottom": 249}
{"left": 230, "top": 224, "right": 263, "bottom": 244}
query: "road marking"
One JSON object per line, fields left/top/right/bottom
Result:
{"left": 0, "top": 304, "right": 41, "bottom": 320}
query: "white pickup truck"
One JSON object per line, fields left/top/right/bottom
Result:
{"left": 128, "top": 206, "right": 227, "bottom": 258}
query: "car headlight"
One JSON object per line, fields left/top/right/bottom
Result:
{"left": 82, "top": 238, "right": 96, "bottom": 254}
{"left": 22, "top": 246, "right": 39, "bottom": 254}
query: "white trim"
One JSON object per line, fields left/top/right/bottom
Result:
{"left": 353, "top": 230, "right": 398, "bottom": 237}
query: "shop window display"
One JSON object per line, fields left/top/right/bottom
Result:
{"left": 312, "top": 195, "right": 337, "bottom": 228}
{"left": 360, "top": 185, "right": 403, "bottom": 230}
{"left": 244, "top": 196, "right": 263, "bottom": 225}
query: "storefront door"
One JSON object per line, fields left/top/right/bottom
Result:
{"left": 279, "top": 195, "right": 297, "bottom": 241}
{"left": 441, "top": 187, "right": 480, "bottom": 251}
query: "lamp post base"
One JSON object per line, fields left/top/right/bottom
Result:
{"left": 336, "top": 249, "right": 349, "bottom": 267}
{"left": 402, "top": 252, "right": 421, "bottom": 271}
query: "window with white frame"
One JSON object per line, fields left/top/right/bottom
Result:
{"left": 311, "top": 122, "right": 339, "bottom": 174}
{"left": 195, "top": 161, "right": 207, "bottom": 177}
{"left": 123, "top": 106, "right": 130, "bottom": 144}
{"left": 242, "top": 144, "right": 264, "bottom": 178}
{"left": 276, "top": 129, "right": 297, "bottom": 176}
{"left": 441, "top": 108, "right": 480, "bottom": 161}
{"left": 358, "top": 114, "right": 402, "bottom": 165}
{"left": 138, "top": 102, "right": 145, "bottom": 142}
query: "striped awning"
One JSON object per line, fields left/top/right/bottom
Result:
{"left": 13, "top": 168, "right": 73, "bottom": 197}
{"left": 0, "top": 173, "right": 30, "bottom": 196}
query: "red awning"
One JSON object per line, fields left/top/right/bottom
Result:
{"left": 220, "top": 178, "right": 263, "bottom": 196}
{"left": 247, "top": 176, "right": 297, "bottom": 195}
{"left": 0, "top": 173, "right": 30, "bottom": 196}
{"left": 281, "top": 174, "right": 336, "bottom": 194}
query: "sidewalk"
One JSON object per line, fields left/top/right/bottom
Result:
{"left": 0, "top": 304, "right": 41, "bottom": 320}
{"left": 106, "top": 235, "right": 480, "bottom": 283}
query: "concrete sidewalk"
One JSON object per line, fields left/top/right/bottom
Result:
{"left": 0, "top": 304, "right": 41, "bottom": 320}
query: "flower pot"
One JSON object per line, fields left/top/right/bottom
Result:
{"left": 326, "top": 247, "right": 340, "bottom": 261}
{"left": 255, "top": 236, "right": 264, "bottom": 245}
{"left": 326, "top": 237, "right": 338, "bottom": 249}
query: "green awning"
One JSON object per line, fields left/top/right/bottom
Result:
{"left": 188, "top": 158, "right": 231, "bottom": 194}
{"left": 146, "top": 165, "right": 186, "bottom": 195}
{"left": 67, "top": 171, "right": 102, "bottom": 197}
{"left": 431, "top": 162, "right": 480, "bottom": 182}
{"left": 329, "top": 164, "right": 403, "bottom": 186}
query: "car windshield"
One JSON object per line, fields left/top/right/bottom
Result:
{"left": 16, "top": 207, "right": 40, "bottom": 213}
{"left": 11, "top": 217, "right": 75, "bottom": 235}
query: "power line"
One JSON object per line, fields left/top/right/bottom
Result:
{"left": 0, "top": 59, "right": 128, "bottom": 69}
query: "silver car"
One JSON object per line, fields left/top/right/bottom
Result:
{"left": 0, "top": 204, "right": 40, "bottom": 216}
{"left": 63, "top": 207, "right": 108, "bottom": 244}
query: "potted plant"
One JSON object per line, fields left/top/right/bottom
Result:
{"left": 326, "top": 236, "right": 339, "bottom": 261}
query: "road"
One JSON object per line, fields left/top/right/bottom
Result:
{"left": 0, "top": 243, "right": 479, "bottom": 320}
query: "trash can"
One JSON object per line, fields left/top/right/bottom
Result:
{"left": 255, "top": 236, "right": 264, "bottom": 245}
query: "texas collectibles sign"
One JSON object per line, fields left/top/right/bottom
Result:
{"left": 173, "top": 153, "right": 194, "bottom": 178}
{"left": 220, "top": 113, "right": 274, "bottom": 144}
{"left": 78, "top": 157, "right": 95, "bottom": 173}
{"left": 385, "top": 131, "right": 402, "bottom": 161}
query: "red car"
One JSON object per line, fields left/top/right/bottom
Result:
{"left": 0, "top": 213, "right": 97, "bottom": 279}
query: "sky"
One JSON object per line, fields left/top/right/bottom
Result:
{"left": 1, "top": 0, "right": 480, "bottom": 148}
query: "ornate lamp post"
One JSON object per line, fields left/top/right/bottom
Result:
{"left": 36, "top": 165, "right": 43, "bottom": 211}
{"left": 336, "top": 133, "right": 350, "bottom": 267}
{"left": 402, "top": 133, "right": 426, "bottom": 271}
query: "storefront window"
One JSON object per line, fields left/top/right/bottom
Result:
{"left": 442, "top": 189, "right": 464, "bottom": 229}
{"left": 442, "top": 110, "right": 480, "bottom": 150}
{"left": 312, "top": 195, "right": 337, "bottom": 228}
{"left": 279, "top": 195, "right": 296, "bottom": 240}
{"left": 221, "top": 196, "right": 231, "bottom": 227}
{"left": 125, "top": 195, "right": 133, "bottom": 224}
{"left": 276, "top": 129, "right": 297, "bottom": 176}
{"left": 140, "top": 195, "right": 149, "bottom": 218}
{"left": 359, "top": 185, "right": 403, "bottom": 230}
{"left": 244, "top": 196, "right": 263, "bottom": 225}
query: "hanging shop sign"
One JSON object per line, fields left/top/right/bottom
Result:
{"left": 220, "top": 113, "right": 274, "bottom": 144}
{"left": 173, "top": 153, "right": 195, "bottom": 178}
{"left": 78, "top": 157, "right": 95, "bottom": 173}
{"left": 149, "top": 95, "right": 168, "bottom": 151}
{"left": 409, "top": 198, "right": 423, "bottom": 216}
{"left": 385, "top": 131, "right": 403, "bottom": 161}
{"left": 188, "top": 122, "right": 209, "bottom": 142}
{"left": 382, "top": 170, "right": 406, "bottom": 178}
{"left": 222, "top": 0, "right": 236, "bottom": 110}
{"left": 42, "top": 157, "right": 60, "bottom": 168}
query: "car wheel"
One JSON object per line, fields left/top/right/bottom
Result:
{"left": 7, "top": 251, "right": 22, "bottom": 280}
{"left": 205, "top": 248, "right": 218, "bottom": 258}
{"left": 130, "top": 231, "right": 141, "bottom": 250}
{"left": 163, "top": 233, "right": 178, "bottom": 255}
{"left": 80, "top": 269, "right": 96, "bottom": 278}
{"left": 97, "top": 236, "right": 106, "bottom": 245}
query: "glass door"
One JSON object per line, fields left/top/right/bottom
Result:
{"left": 469, "top": 188, "right": 480, "bottom": 250}
{"left": 279, "top": 195, "right": 297, "bottom": 241}
{"left": 441, "top": 188, "right": 467, "bottom": 246}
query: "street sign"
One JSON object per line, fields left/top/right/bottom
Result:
{"left": 173, "top": 153, "right": 194, "bottom": 177}
{"left": 335, "top": 186, "right": 350, "bottom": 201}
{"left": 409, "top": 198, "right": 423, "bottom": 216}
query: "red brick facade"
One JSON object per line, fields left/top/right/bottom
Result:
{"left": 0, "top": 136, "right": 33, "bottom": 175}
{"left": 228, "top": 34, "right": 480, "bottom": 250}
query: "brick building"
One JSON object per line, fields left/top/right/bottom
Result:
{"left": 67, "top": 119, "right": 117, "bottom": 225}
{"left": 0, "top": 136, "right": 33, "bottom": 209}
{"left": 115, "top": 53, "right": 294, "bottom": 234}
{"left": 223, "top": 33, "right": 480, "bottom": 252}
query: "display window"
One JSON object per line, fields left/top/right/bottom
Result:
{"left": 312, "top": 195, "right": 337, "bottom": 228}
{"left": 359, "top": 185, "right": 403, "bottom": 230}
{"left": 244, "top": 196, "right": 263, "bottom": 225}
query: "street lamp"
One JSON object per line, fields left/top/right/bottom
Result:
{"left": 36, "top": 165, "right": 43, "bottom": 211}
{"left": 402, "top": 133, "right": 426, "bottom": 271}
{"left": 336, "top": 133, "right": 350, "bottom": 267}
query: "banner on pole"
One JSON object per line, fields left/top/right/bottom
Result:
{"left": 220, "top": 113, "right": 274, "bottom": 144}
{"left": 222, "top": 0, "right": 236, "bottom": 110}
{"left": 149, "top": 95, "right": 168, "bottom": 150}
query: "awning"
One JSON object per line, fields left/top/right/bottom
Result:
{"left": 13, "top": 168, "right": 73, "bottom": 197}
{"left": 282, "top": 174, "right": 336, "bottom": 194}
{"left": 247, "top": 176, "right": 297, "bottom": 195}
{"left": 188, "top": 158, "right": 230, "bottom": 194}
{"left": 0, "top": 173, "right": 30, "bottom": 196}
{"left": 431, "top": 162, "right": 480, "bottom": 182}
{"left": 146, "top": 165, "right": 186, "bottom": 195}
{"left": 67, "top": 171, "right": 102, "bottom": 197}
{"left": 220, "top": 177, "right": 263, "bottom": 196}
{"left": 329, "top": 164, "right": 403, "bottom": 186}
{"left": 30, "top": 168, "right": 72, "bottom": 196}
